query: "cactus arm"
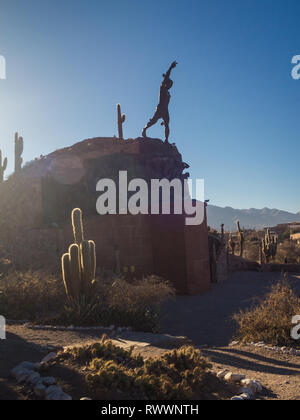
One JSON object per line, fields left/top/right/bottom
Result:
{"left": 69, "top": 244, "right": 81, "bottom": 298}
{"left": 81, "top": 240, "right": 93, "bottom": 295}
{"left": 89, "top": 240, "right": 96, "bottom": 280}
{"left": 61, "top": 208, "right": 97, "bottom": 300}
{"left": 72, "top": 208, "right": 84, "bottom": 245}
{"left": 236, "top": 220, "right": 244, "bottom": 257}
{"left": 62, "top": 253, "right": 72, "bottom": 298}
{"left": 117, "top": 104, "right": 126, "bottom": 140}
{"left": 14, "top": 132, "right": 24, "bottom": 173}
{"left": 3, "top": 157, "right": 7, "bottom": 171}
{"left": 0, "top": 150, "right": 8, "bottom": 182}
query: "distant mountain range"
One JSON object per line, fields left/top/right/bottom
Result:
{"left": 206, "top": 205, "right": 300, "bottom": 231}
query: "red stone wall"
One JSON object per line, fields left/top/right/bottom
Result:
{"left": 184, "top": 218, "right": 211, "bottom": 295}
{"left": 0, "top": 138, "right": 212, "bottom": 295}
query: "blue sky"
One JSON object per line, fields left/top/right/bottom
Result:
{"left": 0, "top": 0, "right": 300, "bottom": 212}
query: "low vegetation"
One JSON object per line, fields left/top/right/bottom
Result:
{"left": 0, "top": 270, "right": 174, "bottom": 332}
{"left": 275, "top": 240, "right": 300, "bottom": 264}
{"left": 0, "top": 270, "right": 64, "bottom": 320}
{"left": 58, "top": 337, "right": 228, "bottom": 400}
{"left": 233, "top": 276, "right": 300, "bottom": 347}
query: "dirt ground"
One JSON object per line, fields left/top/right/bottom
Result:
{"left": 0, "top": 271, "right": 299, "bottom": 400}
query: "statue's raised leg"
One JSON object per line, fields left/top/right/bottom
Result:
{"left": 142, "top": 111, "right": 160, "bottom": 137}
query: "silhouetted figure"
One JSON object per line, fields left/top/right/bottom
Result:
{"left": 142, "top": 61, "right": 177, "bottom": 143}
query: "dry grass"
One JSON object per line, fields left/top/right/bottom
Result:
{"left": 275, "top": 240, "right": 300, "bottom": 264}
{"left": 0, "top": 271, "right": 174, "bottom": 331}
{"left": 233, "top": 276, "right": 300, "bottom": 347}
{"left": 101, "top": 275, "right": 175, "bottom": 312}
{"left": 0, "top": 270, "right": 65, "bottom": 320}
{"left": 62, "top": 275, "right": 175, "bottom": 331}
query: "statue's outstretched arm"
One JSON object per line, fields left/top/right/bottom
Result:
{"left": 163, "top": 61, "right": 178, "bottom": 80}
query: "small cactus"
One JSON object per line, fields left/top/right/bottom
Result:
{"left": 14, "top": 132, "right": 24, "bottom": 173}
{"left": 62, "top": 208, "right": 97, "bottom": 299}
{"left": 117, "top": 104, "right": 126, "bottom": 140}
{"left": 261, "top": 229, "right": 278, "bottom": 263}
{"left": 220, "top": 223, "right": 225, "bottom": 243}
{"left": 0, "top": 150, "right": 7, "bottom": 182}
{"left": 236, "top": 220, "right": 245, "bottom": 258}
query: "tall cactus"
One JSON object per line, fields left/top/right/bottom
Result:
{"left": 14, "top": 132, "right": 24, "bottom": 173}
{"left": 0, "top": 150, "right": 7, "bottom": 183}
{"left": 228, "top": 234, "right": 236, "bottom": 255}
{"left": 117, "top": 104, "right": 126, "bottom": 140}
{"left": 62, "top": 208, "right": 96, "bottom": 299}
{"left": 236, "top": 220, "right": 245, "bottom": 258}
{"left": 261, "top": 228, "right": 278, "bottom": 263}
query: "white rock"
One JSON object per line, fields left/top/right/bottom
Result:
{"left": 42, "top": 377, "right": 56, "bottom": 386}
{"left": 253, "top": 380, "right": 263, "bottom": 393}
{"left": 237, "top": 387, "right": 254, "bottom": 397}
{"left": 46, "top": 385, "right": 63, "bottom": 396}
{"left": 18, "top": 361, "right": 37, "bottom": 371}
{"left": 11, "top": 365, "right": 30, "bottom": 379}
{"left": 224, "top": 372, "right": 246, "bottom": 383}
{"left": 239, "top": 393, "right": 251, "bottom": 400}
{"left": 46, "top": 391, "right": 63, "bottom": 400}
{"left": 16, "top": 370, "right": 32, "bottom": 384}
{"left": 80, "top": 397, "right": 92, "bottom": 400}
{"left": 26, "top": 372, "right": 41, "bottom": 386}
{"left": 57, "top": 393, "right": 72, "bottom": 401}
{"left": 41, "top": 352, "right": 57, "bottom": 364}
{"left": 46, "top": 391, "right": 72, "bottom": 401}
{"left": 34, "top": 382, "right": 46, "bottom": 398}
{"left": 217, "top": 369, "right": 229, "bottom": 379}
{"left": 231, "top": 396, "right": 244, "bottom": 401}
{"left": 241, "top": 379, "right": 262, "bottom": 393}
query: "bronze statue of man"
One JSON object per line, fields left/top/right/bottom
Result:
{"left": 142, "top": 61, "right": 177, "bottom": 143}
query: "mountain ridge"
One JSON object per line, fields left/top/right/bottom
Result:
{"left": 206, "top": 205, "right": 300, "bottom": 230}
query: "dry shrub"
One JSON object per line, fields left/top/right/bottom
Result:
{"left": 233, "top": 275, "right": 300, "bottom": 347}
{"left": 0, "top": 270, "right": 65, "bottom": 320}
{"left": 275, "top": 240, "right": 300, "bottom": 264}
{"left": 59, "top": 338, "right": 215, "bottom": 400}
{"left": 0, "top": 270, "right": 174, "bottom": 332}
{"left": 63, "top": 275, "right": 175, "bottom": 331}
{"left": 101, "top": 275, "right": 175, "bottom": 312}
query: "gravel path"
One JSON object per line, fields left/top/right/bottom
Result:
{"left": 162, "top": 271, "right": 300, "bottom": 346}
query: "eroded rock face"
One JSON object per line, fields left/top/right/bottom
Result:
{"left": 1, "top": 137, "right": 190, "bottom": 230}
{"left": 36, "top": 137, "right": 190, "bottom": 226}
{"left": 0, "top": 137, "right": 210, "bottom": 295}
